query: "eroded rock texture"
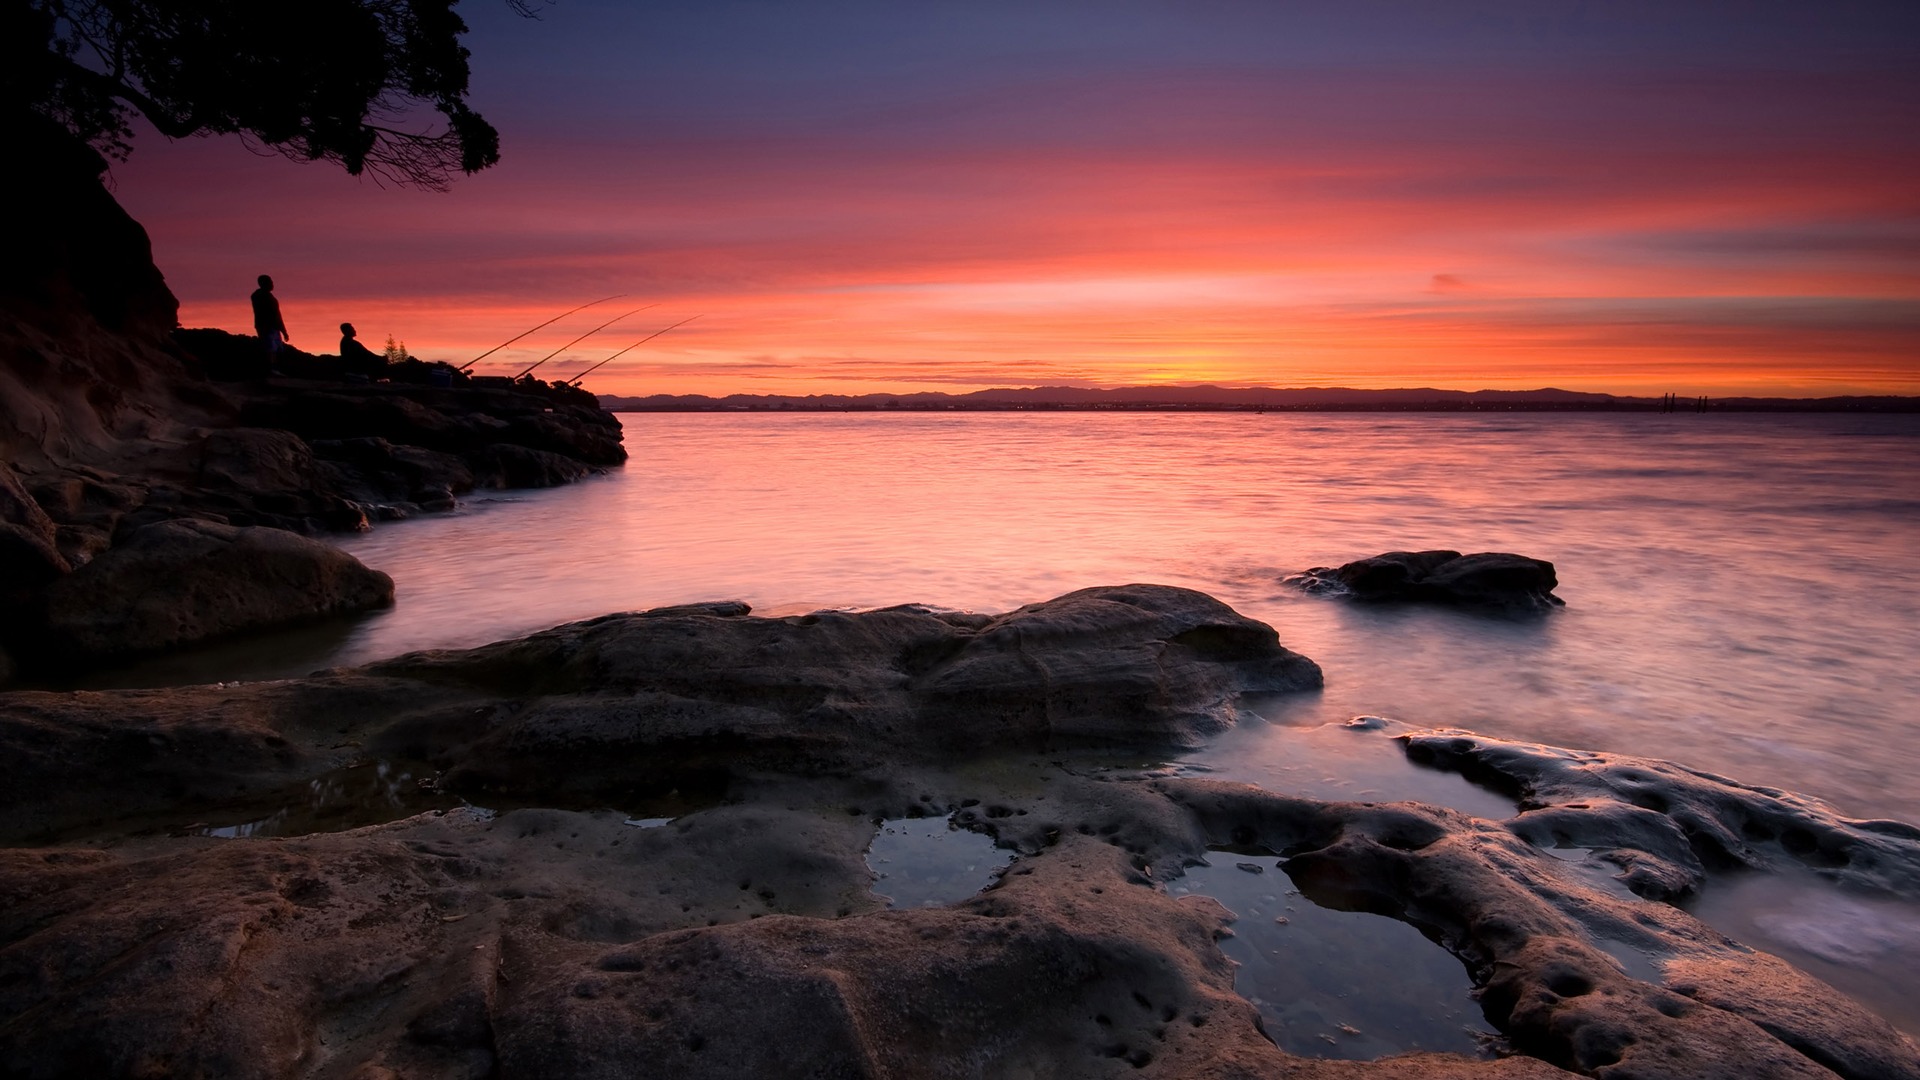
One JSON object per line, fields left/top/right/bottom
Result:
{"left": 1, "top": 588, "right": 1914, "bottom": 1079}
{"left": 1401, "top": 731, "right": 1920, "bottom": 898}
{"left": 1161, "top": 778, "right": 1920, "bottom": 1080}
{"left": 1288, "top": 551, "right": 1562, "bottom": 611}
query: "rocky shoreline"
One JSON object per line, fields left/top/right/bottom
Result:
{"left": 6, "top": 129, "right": 1916, "bottom": 1078}
{"left": 1, "top": 334, "right": 627, "bottom": 682}
{"left": 2, "top": 122, "right": 627, "bottom": 685}
{"left": 1, "top": 585, "right": 1914, "bottom": 1079}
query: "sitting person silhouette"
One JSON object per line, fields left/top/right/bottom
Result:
{"left": 338, "top": 323, "right": 385, "bottom": 377}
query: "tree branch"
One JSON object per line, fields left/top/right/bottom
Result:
{"left": 51, "top": 53, "right": 197, "bottom": 139}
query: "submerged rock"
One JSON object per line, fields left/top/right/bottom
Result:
{"left": 1287, "top": 550, "right": 1563, "bottom": 611}
{"left": 36, "top": 519, "right": 394, "bottom": 665}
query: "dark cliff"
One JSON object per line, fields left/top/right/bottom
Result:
{"left": 0, "top": 112, "right": 624, "bottom": 683}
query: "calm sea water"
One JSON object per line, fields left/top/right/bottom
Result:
{"left": 157, "top": 411, "right": 1901, "bottom": 826}
{"left": 91, "top": 410, "right": 1920, "bottom": 1035}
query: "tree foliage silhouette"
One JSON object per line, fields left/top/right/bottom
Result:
{"left": 9, "top": 0, "right": 536, "bottom": 189}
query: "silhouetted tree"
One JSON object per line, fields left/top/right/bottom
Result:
{"left": 8, "top": 0, "right": 537, "bottom": 188}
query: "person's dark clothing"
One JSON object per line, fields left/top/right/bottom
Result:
{"left": 341, "top": 334, "right": 384, "bottom": 375}
{"left": 251, "top": 287, "right": 286, "bottom": 338}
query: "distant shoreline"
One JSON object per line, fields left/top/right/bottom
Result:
{"left": 599, "top": 386, "right": 1920, "bottom": 414}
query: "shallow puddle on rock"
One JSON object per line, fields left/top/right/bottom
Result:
{"left": 195, "top": 760, "right": 464, "bottom": 838}
{"left": 180, "top": 767, "right": 727, "bottom": 845}
{"left": 1179, "top": 717, "right": 1517, "bottom": 819}
{"left": 1535, "top": 846, "right": 1670, "bottom": 983}
{"left": 1685, "top": 868, "right": 1920, "bottom": 1039}
{"left": 866, "top": 814, "right": 1013, "bottom": 909}
{"left": 1174, "top": 855, "right": 1495, "bottom": 1060}
{"left": 1539, "top": 844, "right": 1646, "bottom": 902}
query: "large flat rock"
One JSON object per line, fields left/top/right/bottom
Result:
{"left": 0, "top": 585, "right": 1321, "bottom": 839}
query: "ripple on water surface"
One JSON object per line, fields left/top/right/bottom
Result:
{"left": 866, "top": 814, "right": 1013, "bottom": 909}
{"left": 1684, "top": 868, "right": 1920, "bottom": 1039}
{"left": 1174, "top": 855, "right": 1495, "bottom": 1060}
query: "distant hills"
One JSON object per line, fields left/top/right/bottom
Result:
{"left": 597, "top": 385, "right": 1920, "bottom": 413}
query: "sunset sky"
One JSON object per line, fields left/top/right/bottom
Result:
{"left": 112, "top": 1, "right": 1919, "bottom": 397}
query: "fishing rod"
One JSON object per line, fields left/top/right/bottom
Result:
{"left": 568, "top": 315, "right": 704, "bottom": 386}
{"left": 461, "top": 294, "right": 624, "bottom": 373}
{"left": 508, "top": 304, "right": 655, "bottom": 381}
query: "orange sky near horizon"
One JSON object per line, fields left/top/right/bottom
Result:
{"left": 110, "top": 4, "right": 1920, "bottom": 398}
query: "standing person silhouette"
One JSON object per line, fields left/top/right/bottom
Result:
{"left": 250, "top": 274, "right": 289, "bottom": 374}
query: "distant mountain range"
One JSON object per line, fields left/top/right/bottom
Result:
{"left": 597, "top": 385, "right": 1920, "bottom": 413}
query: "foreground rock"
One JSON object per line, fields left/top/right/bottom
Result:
{"left": 2, "top": 587, "right": 1915, "bottom": 1079}
{"left": 1400, "top": 730, "right": 1920, "bottom": 898}
{"left": 1164, "top": 770, "right": 1920, "bottom": 1080}
{"left": 1287, "top": 550, "right": 1563, "bottom": 611}
{"left": 32, "top": 519, "right": 394, "bottom": 669}
{"left": 0, "top": 585, "right": 1320, "bottom": 839}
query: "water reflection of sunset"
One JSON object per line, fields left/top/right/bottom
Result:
{"left": 111, "top": 4, "right": 1918, "bottom": 398}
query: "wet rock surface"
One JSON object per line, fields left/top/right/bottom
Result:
{"left": 0, "top": 586, "right": 1320, "bottom": 839}
{"left": 1163, "top": 776, "right": 1920, "bottom": 1080}
{"left": 1401, "top": 731, "right": 1920, "bottom": 898}
{"left": 1287, "top": 550, "right": 1563, "bottom": 611}
{"left": 2, "top": 587, "right": 1915, "bottom": 1078}
{"left": 33, "top": 519, "right": 395, "bottom": 669}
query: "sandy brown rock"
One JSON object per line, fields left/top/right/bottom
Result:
{"left": 8, "top": 751, "right": 1901, "bottom": 1079}
{"left": 1162, "top": 778, "right": 1920, "bottom": 1080}
{"left": 38, "top": 519, "right": 394, "bottom": 664}
{"left": 1402, "top": 730, "right": 1920, "bottom": 895}
{"left": 2, "top": 589, "right": 1915, "bottom": 1079}
{"left": 0, "top": 805, "right": 1575, "bottom": 1080}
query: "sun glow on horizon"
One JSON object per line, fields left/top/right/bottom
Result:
{"left": 113, "top": 5, "right": 1919, "bottom": 399}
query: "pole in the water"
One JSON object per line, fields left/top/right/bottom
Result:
{"left": 461, "top": 295, "right": 624, "bottom": 373}
{"left": 568, "top": 315, "right": 704, "bottom": 386}
{"left": 509, "top": 305, "right": 654, "bottom": 381}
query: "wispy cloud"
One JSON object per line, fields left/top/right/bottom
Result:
{"left": 112, "top": 5, "right": 1920, "bottom": 396}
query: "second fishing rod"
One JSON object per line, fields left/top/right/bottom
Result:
{"left": 508, "top": 304, "right": 655, "bottom": 381}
